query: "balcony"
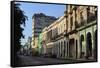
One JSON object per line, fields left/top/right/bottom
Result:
{"left": 75, "top": 21, "right": 79, "bottom": 28}
{"left": 77, "top": 19, "right": 86, "bottom": 28}
{"left": 63, "top": 30, "right": 68, "bottom": 36}
{"left": 53, "top": 31, "right": 67, "bottom": 39}
{"left": 51, "top": 34, "right": 58, "bottom": 40}
{"left": 77, "top": 14, "right": 96, "bottom": 28}
{"left": 87, "top": 14, "right": 97, "bottom": 23}
{"left": 72, "top": 6, "right": 77, "bottom": 10}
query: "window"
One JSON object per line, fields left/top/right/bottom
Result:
{"left": 70, "top": 17, "right": 73, "bottom": 28}
{"left": 64, "top": 24, "right": 66, "bottom": 31}
{"left": 61, "top": 25, "right": 62, "bottom": 33}
{"left": 80, "top": 12, "right": 83, "bottom": 20}
{"left": 80, "top": 11, "right": 85, "bottom": 25}
{"left": 58, "top": 27, "right": 60, "bottom": 34}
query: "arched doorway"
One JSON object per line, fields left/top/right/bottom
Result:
{"left": 86, "top": 32, "right": 92, "bottom": 58}
{"left": 59, "top": 42, "right": 61, "bottom": 58}
{"left": 69, "top": 39, "right": 75, "bottom": 58}
{"left": 67, "top": 42, "right": 69, "bottom": 58}
{"left": 61, "top": 41, "right": 63, "bottom": 58}
{"left": 57, "top": 42, "right": 60, "bottom": 58}
{"left": 94, "top": 30, "right": 97, "bottom": 59}
{"left": 63, "top": 41, "right": 66, "bottom": 58}
{"left": 80, "top": 35, "right": 84, "bottom": 58}
{"left": 76, "top": 40, "right": 78, "bottom": 58}
{"left": 59, "top": 42, "right": 62, "bottom": 58}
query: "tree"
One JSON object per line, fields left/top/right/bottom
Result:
{"left": 12, "top": 2, "right": 28, "bottom": 66}
{"left": 14, "top": 3, "right": 28, "bottom": 53}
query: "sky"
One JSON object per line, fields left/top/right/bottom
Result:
{"left": 17, "top": 2, "right": 66, "bottom": 45}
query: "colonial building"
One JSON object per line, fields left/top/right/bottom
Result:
{"left": 39, "top": 5, "right": 97, "bottom": 60}
{"left": 39, "top": 13, "right": 68, "bottom": 58}
{"left": 76, "top": 6, "right": 97, "bottom": 59}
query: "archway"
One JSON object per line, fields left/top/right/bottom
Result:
{"left": 59, "top": 42, "right": 62, "bottom": 58}
{"left": 57, "top": 42, "right": 60, "bottom": 58}
{"left": 94, "top": 30, "right": 97, "bottom": 59}
{"left": 76, "top": 40, "right": 78, "bottom": 58}
{"left": 69, "top": 39, "right": 75, "bottom": 58}
{"left": 59, "top": 42, "right": 61, "bottom": 57}
{"left": 61, "top": 41, "right": 63, "bottom": 58}
{"left": 80, "top": 34, "right": 84, "bottom": 58}
{"left": 86, "top": 32, "right": 92, "bottom": 58}
{"left": 63, "top": 41, "right": 66, "bottom": 58}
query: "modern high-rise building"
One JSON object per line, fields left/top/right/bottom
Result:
{"left": 31, "top": 13, "right": 57, "bottom": 54}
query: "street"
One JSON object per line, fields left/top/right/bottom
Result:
{"left": 17, "top": 55, "right": 96, "bottom": 66}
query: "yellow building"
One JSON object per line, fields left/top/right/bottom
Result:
{"left": 40, "top": 5, "right": 97, "bottom": 60}
{"left": 41, "top": 11, "right": 68, "bottom": 58}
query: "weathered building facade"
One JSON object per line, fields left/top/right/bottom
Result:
{"left": 39, "top": 5, "right": 97, "bottom": 60}
{"left": 76, "top": 6, "right": 97, "bottom": 59}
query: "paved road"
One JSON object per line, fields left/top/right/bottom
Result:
{"left": 18, "top": 55, "right": 96, "bottom": 66}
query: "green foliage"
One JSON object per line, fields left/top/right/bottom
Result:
{"left": 14, "top": 3, "right": 28, "bottom": 52}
